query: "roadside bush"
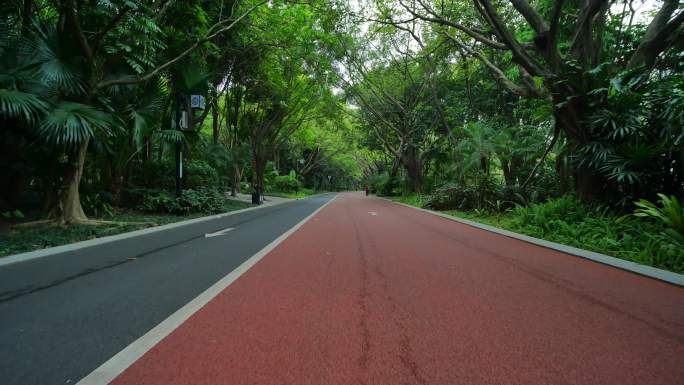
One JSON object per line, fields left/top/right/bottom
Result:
{"left": 445, "top": 195, "right": 684, "bottom": 273}
{"left": 510, "top": 195, "right": 590, "bottom": 230}
{"left": 367, "top": 172, "right": 401, "bottom": 196}
{"left": 128, "top": 160, "right": 221, "bottom": 190}
{"left": 425, "top": 175, "right": 503, "bottom": 211}
{"left": 129, "top": 160, "right": 174, "bottom": 189}
{"left": 272, "top": 171, "right": 301, "bottom": 192}
{"left": 135, "top": 188, "right": 228, "bottom": 215}
{"left": 631, "top": 194, "right": 684, "bottom": 243}
{"left": 82, "top": 193, "right": 115, "bottom": 218}
{"left": 425, "top": 183, "right": 477, "bottom": 210}
{"left": 368, "top": 172, "right": 389, "bottom": 194}
{"left": 184, "top": 160, "right": 220, "bottom": 189}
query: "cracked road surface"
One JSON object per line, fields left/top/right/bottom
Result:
{"left": 108, "top": 192, "right": 684, "bottom": 385}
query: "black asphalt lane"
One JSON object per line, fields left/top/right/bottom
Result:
{"left": 0, "top": 194, "right": 335, "bottom": 385}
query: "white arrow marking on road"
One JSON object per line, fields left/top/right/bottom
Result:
{"left": 368, "top": 212, "right": 378, "bottom": 216}
{"left": 204, "top": 227, "right": 235, "bottom": 238}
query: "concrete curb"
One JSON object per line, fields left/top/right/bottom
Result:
{"left": 0, "top": 198, "right": 300, "bottom": 268}
{"left": 384, "top": 198, "right": 684, "bottom": 287}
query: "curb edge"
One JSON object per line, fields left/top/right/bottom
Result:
{"left": 384, "top": 198, "right": 684, "bottom": 287}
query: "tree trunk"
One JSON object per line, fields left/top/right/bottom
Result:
{"left": 550, "top": 84, "right": 609, "bottom": 202}
{"left": 253, "top": 154, "right": 266, "bottom": 204}
{"left": 575, "top": 170, "right": 603, "bottom": 202}
{"left": 51, "top": 139, "right": 89, "bottom": 224}
{"left": 231, "top": 163, "right": 242, "bottom": 197}
{"left": 211, "top": 91, "right": 219, "bottom": 145}
{"left": 501, "top": 158, "right": 514, "bottom": 186}
{"left": 402, "top": 148, "right": 424, "bottom": 193}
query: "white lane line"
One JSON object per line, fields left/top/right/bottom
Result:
{"left": 368, "top": 211, "right": 378, "bottom": 216}
{"left": 204, "top": 227, "right": 235, "bottom": 237}
{"left": 76, "top": 194, "right": 338, "bottom": 385}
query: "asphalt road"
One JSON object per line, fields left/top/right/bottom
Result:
{"left": 111, "top": 192, "right": 684, "bottom": 385}
{"left": 0, "top": 194, "right": 335, "bottom": 385}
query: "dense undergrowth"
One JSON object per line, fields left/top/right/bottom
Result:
{"left": 392, "top": 194, "right": 684, "bottom": 274}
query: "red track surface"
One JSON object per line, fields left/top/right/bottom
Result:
{"left": 112, "top": 192, "right": 684, "bottom": 385}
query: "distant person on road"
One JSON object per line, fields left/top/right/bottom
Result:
{"left": 365, "top": 185, "right": 369, "bottom": 196}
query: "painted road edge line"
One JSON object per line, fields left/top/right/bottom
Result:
{"left": 0, "top": 197, "right": 304, "bottom": 268}
{"left": 75, "top": 193, "right": 338, "bottom": 385}
{"left": 385, "top": 198, "right": 684, "bottom": 287}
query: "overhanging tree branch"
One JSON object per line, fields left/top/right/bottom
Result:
{"left": 96, "top": 0, "right": 266, "bottom": 89}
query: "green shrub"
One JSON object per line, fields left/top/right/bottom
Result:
{"left": 631, "top": 194, "right": 684, "bottom": 242}
{"left": 272, "top": 171, "right": 301, "bottom": 192}
{"left": 445, "top": 196, "right": 684, "bottom": 273}
{"left": 368, "top": 172, "right": 389, "bottom": 194}
{"left": 1, "top": 209, "right": 25, "bottom": 220}
{"left": 425, "top": 176, "right": 504, "bottom": 211}
{"left": 184, "top": 160, "right": 220, "bottom": 190}
{"left": 136, "top": 188, "right": 229, "bottom": 215}
{"left": 510, "top": 196, "right": 590, "bottom": 230}
{"left": 83, "top": 193, "right": 115, "bottom": 218}
{"left": 425, "top": 183, "right": 477, "bottom": 210}
{"left": 128, "top": 160, "right": 220, "bottom": 190}
{"left": 129, "top": 160, "right": 175, "bottom": 189}
{"left": 367, "top": 172, "right": 401, "bottom": 196}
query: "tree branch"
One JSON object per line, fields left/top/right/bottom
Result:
{"left": 476, "top": 0, "right": 547, "bottom": 77}
{"left": 97, "top": 0, "right": 266, "bottom": 89}
{"left": 92, "top": 5, "right": 131, "bottom": 54}
{"left": 509, "top": 0, "right": 548, "bottom": 34}
{"left": 627, "top": 0, "right": 684, "bottom": 69}
{"left": 392, "top": 0, "right": 509, "bottom": 50}
{"left": 62, "top": 0, "right": 93, "bottom": 63}
{"left": 444, "top": 33, "right": 546, "bottom": 99}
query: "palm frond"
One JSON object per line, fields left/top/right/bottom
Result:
{"left": 0, "top": 89, "right": 48, "bottom": 123}
{"left": 154, "top": 129, "right": 185, "bottom": 144}
{"left": 38, "top": 102, "right": 113, "bottom": 147}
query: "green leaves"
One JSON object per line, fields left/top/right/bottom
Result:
{"left": 633, "top": 194, "right": 684, "bottom": 242}
{"left": 38, "top": 102, "right": 113, "bottom": 147}
{"left": 155, "top": 129, "right": 185, "bottom": 144}
{"left": 0, "top": 89, "right": 48, "bottom": 123}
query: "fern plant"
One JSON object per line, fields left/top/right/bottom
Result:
{"left": 633, "top": 194, "right": 684, "bottom": 242}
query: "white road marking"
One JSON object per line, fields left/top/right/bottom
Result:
{"left": 368, "top": 211, "right": 378, "bottom": 216}
{"left": 204, "top": 227, "right": 235, "bottom": 237}
{"left": 76, "top": 194, "right": 338, "bottom": 385}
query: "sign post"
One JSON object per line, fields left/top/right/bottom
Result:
{"left": 173, "top": 93, "right": 205, "bottom": 197}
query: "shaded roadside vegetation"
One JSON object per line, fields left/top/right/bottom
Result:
{"left": 1, "top": 0, "right": 682, "bottom": 270}
{"left": 349, "top": 0, "right": 684, "bottom": 272}
{"left": 0, "top": 1, "right": 365, "bottom": 253}
{"left": 392, "top": 195, "right": 683, "bottom": 273}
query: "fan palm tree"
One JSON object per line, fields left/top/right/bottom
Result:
{"left": 1, "top": 24, "right": 116, "bottom": 224}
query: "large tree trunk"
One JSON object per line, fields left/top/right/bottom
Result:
{"left": 402, "top": 147, "right": 424, "bottom": 193}
{"left": 554, "top": 104, "right": 609, "bottom": 201}
{"left": 550, "top": 84, "right": 610, "bottom": 202}
{"left": 51, "top": 139, "right": 89, "bottom": 224}
{"left": 231, "top": 163, "right": 242, "bottom": 197}
{"left": 253, "top": 153, "right": 266, "bottom": 204}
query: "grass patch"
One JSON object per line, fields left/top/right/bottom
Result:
{"left": 391, "top": 194, "right": 428, "bottom": 207}
{"left": 391, "top": 194, "right": 684, "bottom": 274}
{"left": 266, "top": 188, "right": 319, "bottom": 199}
{"left": 0, "top": 201, "right": 251, "bottom": 258}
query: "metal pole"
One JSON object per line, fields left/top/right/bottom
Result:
{"left": 175, "top": 93, "right": 183, "bottom": 197}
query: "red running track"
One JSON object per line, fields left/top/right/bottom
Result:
{"left": 112, "top": 192, "right": 684, "bottom": 385}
